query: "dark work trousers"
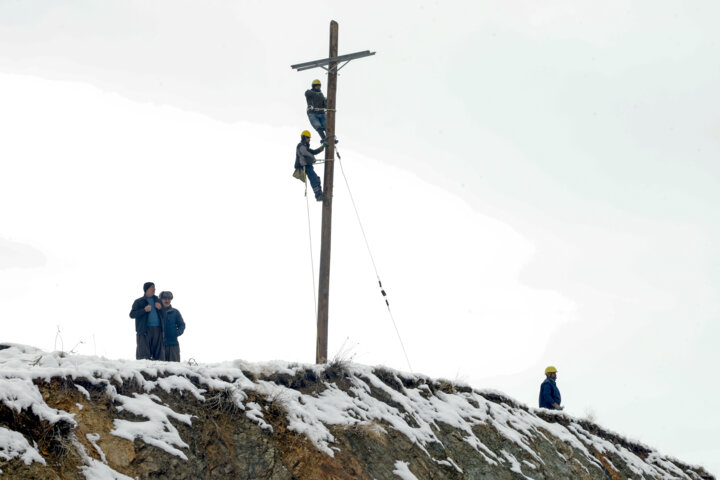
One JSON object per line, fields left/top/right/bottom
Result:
{"left": 136, "top": 333, "right": 151, "bottom": 360}
{"left": 148, "top": 327, "right": 165, "bottom": 360}
{"left": 165, "top": 345, "right": 181, "bottom": 362}
{"left": 307, "top": 112, "right": 326, "bottom": 139}
{"left": 305, "top": 165, "right": 321, "bottom": 192}
{"left": 136, "top": 329, "right": 164, "bottom": 360}
{"left": 147, "top": 326, "right": 164, "bottom": 360}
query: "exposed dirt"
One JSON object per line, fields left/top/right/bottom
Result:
{"left": 0, "top": 366, "right": 714, "bottom": 480}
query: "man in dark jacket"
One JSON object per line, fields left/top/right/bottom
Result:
{"left": 159, "top": 291, "right": 185, "bottom": 362}
{"left": 539, "top": 366, "right": 563, "bottom": 410}
{"left": 129, "top": 282, "right": 164, "bottom": 360}
{"left": 294, "top": 130, "right": 327, "bottom": 201}
{"left": 305, "top": 79, "right": 328, "bottom": 140}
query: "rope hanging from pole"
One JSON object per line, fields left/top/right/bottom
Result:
{"left": 304, "top": 168, "right": 318, "bottom": 318}
{"left": 337, "top": 154, "right": 413, "bottom": 373}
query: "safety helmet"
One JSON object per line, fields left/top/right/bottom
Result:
{"left": 159, "top": 291, "right": 173, "bottom": 300}
{"left": 545, "top": 366, "right": 557, "bottom": 375}
{"left": 301, "top": 130, "right": 312, "bottom": 138}
{"left": 312, "top": 79, "right": 321, "bottom": 86}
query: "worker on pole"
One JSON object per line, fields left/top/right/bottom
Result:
{"left": 305, "top": 79, "right": 336, "bottom": 143}
{"left": 294, "top": 130, "right": 327, "bottom": 201}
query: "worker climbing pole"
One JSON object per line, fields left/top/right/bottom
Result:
{"left": 294, "top": 130, "right": 327, "bottom": 201}
{"left": 290, "top": 21, "right": 376, "bottom": 364}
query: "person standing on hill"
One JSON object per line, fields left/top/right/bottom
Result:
{"left": 539, "top": 366, "right": 563, "bottom": 410}
{"left": 129, "top": 282, "right": 164, "bottom": 360}
{"left": 294, "top": 130, "right": 327, "bottom": 201}
{"left": 159, "top": 291, "right": 185, "bottom": 362}
{"left": 305, "top": 79, "right": 328, "bottom": 141}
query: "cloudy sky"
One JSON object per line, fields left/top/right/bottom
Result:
{"left": 1, "top": 0, "right": 718, "bottom": 474}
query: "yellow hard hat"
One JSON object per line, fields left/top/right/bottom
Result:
{"left": 312, "top": 79, "right": 321, "bottom": 86}
{"left": 301, "top": 130, "right": 312, "bottom": 138}
{"left": 545, "top": 366, "right": 557, "bottom": 374}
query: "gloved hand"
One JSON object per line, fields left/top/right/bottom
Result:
{"left": 307, "top": 105, "right": 314, "bottom": 113}
{"left": 321, "top": 141, "right": 329, "bottom": 147}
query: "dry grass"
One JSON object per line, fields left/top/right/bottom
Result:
{"left": 205, "top": 388, "right": 244, "bottom": 417}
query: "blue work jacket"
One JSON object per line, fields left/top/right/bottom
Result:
{"left": 539, "top": 378, "right": 562, "bottom": 409}
{"left": 161, "top": 307, "right": 186, "bottom": 346}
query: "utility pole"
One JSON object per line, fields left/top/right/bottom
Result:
{"left": 316, "top": 21, "right": 338, "bottom": 364}
{"left": 291, "top": 22, "right": 375, "bottom": 364}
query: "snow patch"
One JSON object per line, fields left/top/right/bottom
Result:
{"left": 501, "top": 449, "right": 534, "bottom": 480}
{"left": 245, "top": 401, "right": 273, "bottom": 431}
{"left": 85, "top": 433, "right": 106, "bottom": 464}
{"left": 393, "top": 460, "right": 419, "bottom": 480}
{"left": 72, "top": 435, "right": 132, "bottom": 480}
{"left": 0, "top": 377, "right": 76, "bottom": 426}
{"left": 75, "top": 384, "right": 91, "bottom": 400}
{"left": 0, "top": 426, "right": 46, "bottom": 472}
{"left": 152, "top": 375, "right": 206, "bottom": 401}
{"left": 110, "top": 392, "right": 192, "bottom": 459}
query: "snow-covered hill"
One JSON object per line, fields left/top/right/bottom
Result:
{"left": 0, "top": 344, "right": 714, "bottom": 479}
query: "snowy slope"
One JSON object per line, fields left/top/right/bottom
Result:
{"left": 0, "top": 344, "right": 713, "bottom": 480}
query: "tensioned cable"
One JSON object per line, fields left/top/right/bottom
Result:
{"left": 336, "top": 153, "right": 413, "bottom": 373}
{"left": 304, "top": 169, "right": 318, "bottom": 318}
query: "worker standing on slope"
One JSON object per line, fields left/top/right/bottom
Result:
{"left": 294, "top": 130, "right": 327, "bottom": 201}
{"left": 539, "top": 366, "right": 563, "bottom": 410}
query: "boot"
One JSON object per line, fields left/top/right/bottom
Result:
{"left": 313, "top": 185, "right": 325, "bottom": 202}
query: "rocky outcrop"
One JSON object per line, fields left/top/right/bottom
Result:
{"left": 0, "top": 345, "right": 714, "bottom": 479}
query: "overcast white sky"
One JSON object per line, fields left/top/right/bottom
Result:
{"left": 1, "top": 1, "right": 718, "bottom": 474}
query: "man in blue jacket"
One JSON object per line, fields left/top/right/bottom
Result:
{"left": 539, "top": 366, "right": 563, "bottom": 410}
{"left": 159, "top": 291, "right": 186, "bottom": 362}
{"left": 129, "top": 282, "right": 164, "bottom": 360}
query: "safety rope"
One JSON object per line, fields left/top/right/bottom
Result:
{"left": 304, "top": 168, "right": 318, "bottom": 318}
{"left": 337, "top": 153, "right": 413, "bottom": 373}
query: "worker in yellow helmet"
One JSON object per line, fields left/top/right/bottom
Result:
{"left": 539, "top": 366, "right": 563, "bottom": 410}
{"left": 293, "top": 130, "right": 327, "bottom": 201}
{"left": 305, "top": 79, "right": 332, "bottom": 142}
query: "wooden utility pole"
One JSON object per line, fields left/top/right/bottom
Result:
{"left": 290, "top": 22, "right": 375, "bottom": 364}
{"left": 316, "top": 21, "right": 339, "bottom": 364}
